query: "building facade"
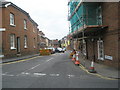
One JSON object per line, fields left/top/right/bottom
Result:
{"left": 51, "top": 39, "right": 59, "bottom": 48}
{"left": 0, "top": 1, "right": 40, "bottom": 58}
{"left": 38, "top": 31, "right": 47, "bottom": 49}
{"left": 68, "top": 1, "right": 120, "bottom": 68}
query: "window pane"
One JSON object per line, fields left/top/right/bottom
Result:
{"left": 24, "top": 36, "right": 27, "bottom": 48}
{"left": 24, "top": 20, "right": 27, "bottom": 29}
{"left": 10, "top": 13, "right": 14, "bottom": 25}
{"left": 10, "top": 34, "right": 15, "bottom": 48}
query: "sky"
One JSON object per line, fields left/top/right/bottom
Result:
{"left": 9, "top": 0, "right": 69, "bottom": 40}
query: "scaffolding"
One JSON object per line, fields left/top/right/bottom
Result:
{"left": 68, "top": 1, "right": 102, "bottom": 33}
{"left": 68, "top": 0, "right": 105, "bottom": 63}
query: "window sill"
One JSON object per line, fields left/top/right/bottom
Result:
{"left": 24, "top": 28, "right": 28, "bottom": 30}
{"left": 10, "top": 24, "right": 16, "bottom": 27}
{"left": 10, "top": 47, "right": 16, "bottom": 50}
{"left": 24, "top": 46, "right": 28, "bottom": 49}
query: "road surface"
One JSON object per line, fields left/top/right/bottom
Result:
{"left": 2, "top": 51, "right": 118, "bottom": 88}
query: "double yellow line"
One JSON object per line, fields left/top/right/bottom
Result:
{"left": 1, "top": 56, "right": 41, "bottom": 65}
{"left": 79, "top": 64, "right": 118, "bottom": 80}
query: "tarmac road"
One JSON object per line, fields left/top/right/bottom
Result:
{"left": 2, "top": 51, "right": 118, "bottom": 88}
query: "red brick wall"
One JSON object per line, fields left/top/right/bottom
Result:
{"left": 102, "top": 2, "right": 119, "bottom": 31}
{"left": 101, "top": 2, "right": 119, "bottom": 68}
{"left": 2, "top": 6, "right": 39, "bottom": 58}
{"left": 86, "top": 2, "right": 119, "bottom": 68}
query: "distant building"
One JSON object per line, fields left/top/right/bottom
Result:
{"left": 0, "top": 1, "right": 41, "bottom": 58}
{"left": 68, "top": 1, "right": 120, "bottom": 68}
{"left": 38, "top": 31, "right": 46, "bottom": 49}
{"left": 51, "top": 39, "right": 59, "bottom": 48}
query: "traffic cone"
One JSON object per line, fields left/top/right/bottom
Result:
{"left": 72, "top": 54, "right": 76, "bottom": 61}
{"left": 74, "top": 52, "right": 80, "bottom": 66}
{"left": 89, "top": 61, "right": 97, "bottom": 73}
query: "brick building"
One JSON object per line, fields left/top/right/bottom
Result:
{"left": 0, "top": 1, "right": 41, "bottom": 58}
{"left": 38, "top": 31, "right": 47, "bottom": 49}
{"left": 51, "top": 39, "right": 59, "bottom": 48}
{"left": 68, "top": 1, "right": 120, "bottom": 68}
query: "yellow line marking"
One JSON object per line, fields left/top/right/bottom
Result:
{"left": 79, "top": 64, "right": 118, "bottom": 80}
{"left": 1, "top": 56, "right": 42, "bottom": 65}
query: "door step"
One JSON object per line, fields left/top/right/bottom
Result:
{"left": 17, "top": 54, "right": 21, "bottom": 57}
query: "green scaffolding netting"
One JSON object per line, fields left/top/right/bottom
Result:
{"left": 69, "top": 2, "right": 102, "bottom": 33}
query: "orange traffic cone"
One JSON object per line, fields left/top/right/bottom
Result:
{"left": 89, "top": 61, "right": 97, "bottom": 73}
{"left": 72, "top": 54, "right": 76, "bottom": 61}
{"left": 75, "top": 52, "right": 80, "bottom": 66}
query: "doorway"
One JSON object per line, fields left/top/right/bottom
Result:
{"left": 17, "top": 37, "right": 20, "bottom": 54}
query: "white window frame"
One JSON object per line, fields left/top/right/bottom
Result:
{"left": 24, "top": 19, "right": 27, "bottom": 30}
{"left": 10, "top": 13, "right": 15, "bottom": 26}
{"left": 97, "top": 39, "right": 104, "bottom": 60}
{"left": 10, "top": 34, "right": 16, "bottom": 50}
{"left": 24, "top": 36, "right": 28, "bottom": 48}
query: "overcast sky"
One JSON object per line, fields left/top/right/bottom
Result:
{"left": 9, "top": 0, "right": 69, "bottom": 40}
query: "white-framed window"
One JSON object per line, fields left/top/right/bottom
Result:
{"left": 24, "top": 19, "right": 27, "bottom": 30}
{"left": 10, "top": 34, "right": 16, "bottom": 49}
{"left": 10, "top": 13, "right": 15, "bottom": 26}
{"left": 97, "top": 39, "right": 104, "bottom": 60}
{"left": 24, "top": 35, "right": 28, "bottom": 48}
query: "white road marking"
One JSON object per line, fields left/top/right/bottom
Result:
{"left": 46, "top": 58, "right": 54, "bottom": 62}
{"left": 29, "top": 58, "right": 54, "bottom": 70}
{"left": 67, "top": 74, "right": 75, "bottom": 78}
{"left": 21, "top": 72, "right": 30, "bottom": 75}
{"left": 16, "top": 58, "right": 54, "bottom": 76}
{"left": 7, "top": 74, "right": 14, "bottom": 76}
{"left": 2, "top": 73, "right": 14, "bottom": 77}
{"left": 33, "top": 73, "right": 46, "bottom": 76}
{"left": 50, "top": 74, "right": 60, "bottom": 77}
{"left": 29, "top": 64, "right": 41, "bottom": 70}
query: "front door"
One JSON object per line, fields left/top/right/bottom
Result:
{"left": 17, "top": 37, "right": 20, "bottom": 54}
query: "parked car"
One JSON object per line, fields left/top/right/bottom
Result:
{"left": 55, "top": 47, "right": 65, "bottom": 53}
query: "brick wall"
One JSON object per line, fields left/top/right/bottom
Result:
{"left": 102, "top": 2, "right": 119, "bottom": 31}
{"left": 100, "top": 2, "right": 119, "bottom": 68}
{"left": 2, "top": 5, "right": 39, "bottom": 58}
{"left": 85, "top": 2, "right": 119, "bottom": 68}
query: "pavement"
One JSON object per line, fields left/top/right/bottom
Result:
{"left": 1, "top": 51, "right": 120, "bottom": 80}
{"left": 78, "top": 52, "right": 120, "bottom": 79}
{"left": 1, "top": 54, "right": 40, "bottom": 63}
